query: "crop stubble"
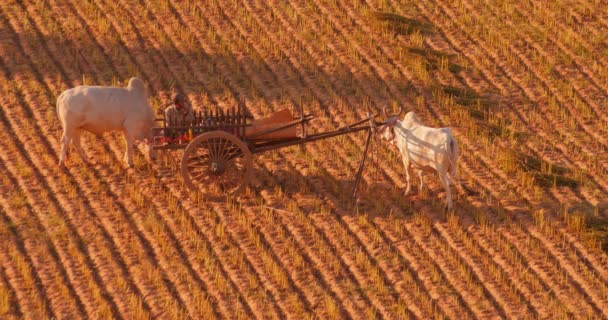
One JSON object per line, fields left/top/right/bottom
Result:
{"left": 1, "top": 0, "right": 607, "bottom": 319}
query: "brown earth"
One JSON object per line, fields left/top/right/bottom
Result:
{"left": 0, "top": 0, "right": 607, "bottom": 319}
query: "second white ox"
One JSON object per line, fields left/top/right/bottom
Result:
{"left": 56, "top": 77, "right": 156, "bottom": 166}
{"left": 375, "top": 107, "right": 465, "bottom": 210}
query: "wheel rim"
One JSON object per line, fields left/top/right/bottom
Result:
{"left": 181, "top": 131, "right": 252, "bottom": 197}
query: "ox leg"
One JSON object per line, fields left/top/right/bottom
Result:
{"left": 123, "top": 130, "right": 134, "bottom": 167}
{"left": 404, "top": 169, "right": 411, "bottom": 195}
{"left": 59, "top": 128, "right": 72, "bottom": 165}
{"left": 73, "top": 130, "right": 87, "bottom": 161}
{"left": 403, "top": 163, "right": 412, "bottom": 196}
{"left": 438, "top": 171, "right": 453, "bottom": 211}
{"left": 417, "top": 169, "right": 424, "bottom": 192}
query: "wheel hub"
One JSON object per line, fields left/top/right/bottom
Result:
{"left": 210, "top": 161, "right": 225, "bottom": 175}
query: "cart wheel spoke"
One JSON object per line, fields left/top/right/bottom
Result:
{"left": 221, "top": 145, "right": 239, "bottom": 163}
{"left": 191, "top": 170, "right": 208, "bottom": 181}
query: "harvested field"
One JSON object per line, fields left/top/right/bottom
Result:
{"left": 1, "top": 0, "right": 607, "bottom": 319}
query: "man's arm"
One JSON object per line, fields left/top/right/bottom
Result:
{"left": 165, "top": 107, "right": 174, "bottom": 127}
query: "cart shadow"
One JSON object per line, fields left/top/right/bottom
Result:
{"left": 254, "top": 167, "right": 451, "bottom": 213}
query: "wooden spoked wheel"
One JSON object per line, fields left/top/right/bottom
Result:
{"left": 181, "top": 131, "right": 252, "bottom": 198}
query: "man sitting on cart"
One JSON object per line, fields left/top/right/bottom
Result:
{"left": 165, "top": 93, "right": 194, "bottom": 127}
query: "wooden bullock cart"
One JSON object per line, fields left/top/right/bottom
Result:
{"left": 152, "top": 104, "right": 377, "bottom": 199}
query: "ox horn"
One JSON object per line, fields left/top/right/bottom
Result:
{"left": 397, "top": 105, "right": 404, "bottom": 116}
{"left": 383, "top": 104, "right": 404, "bottom": 118}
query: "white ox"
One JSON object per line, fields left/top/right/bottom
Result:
{"left": 56, "top": 77, "right": 156, "bottom": 167}
{"left": 374, "top": 107, "right": 468, "bottom": 210}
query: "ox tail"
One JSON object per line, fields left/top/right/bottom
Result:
{"left": 447, "top": 136, "right": 459, "bottom": 172}
{"left": 445, "top": 137, "right": 458, "bottom": 181}
{"left": 56, "top": 90, "right": 67, "bottom": 129}
{"left": 446, "top": 134, "right": 476, "bottom": 195}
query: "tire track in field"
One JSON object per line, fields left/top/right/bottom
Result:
{"left": 428, "top": 0, "right": 608, "bottom": 168}
{"left": 280, "top": 0, "right": 532, "bottom": 316}
{"left": 164, "top": 0, "right": 402, "bottom": 318}
{"left": 413, "top": 0, "right": 608, "bottom": 314}
{"left": 116, "top": 5, "right": 309, "bottom": 318}
{"left": 11, "top": 1, "right": 247, "bottom": 318}
{"left": 145, "top": 2, "right": 378, "bottom": 316}
{"left": 84, "top": 2, "right": 260, "bottom": 315}
{"left": 0, "top": 5, "right": 204, "bottom": 318}
{"left": 242, "top": 5, "right": 476, "bottom": 318}
{"left": 396, "top": 0, "right": 608, "bottom": 284}
{"left": 39, "top": 0, "right": 272, "bottom": 318}
{"left": 0, "top": 6, "right": 125, "bottom": 318}
{"left": 192, "top": 1, "right": 448, "bottom": 318}
{"left": 314, "top": 2, "right": 555, "bottom": 317}
{"left": 0, "top": 194, "right": 51, "bottom": 320}
{"left": 0, "top": 139, "right": 88, "bottom": 319}
{"left": 207, "top": 0, "right": 502, "bottom": 318}
{"left": 0, "top": 62, "right": 154, "bottom": 320}
{"left": 171, "top": 3, "right": 406, "bottom": 318}
{"left": 320, "top": 0, "right": 604, "bottom": 316}
{"left": 92, "top": 0, "right": 312, "bottom": 316}
{"left": 399, "top": 0, "right": 608, "bottom": 270}
{"left": 0, "top": 256, "right": 20, "bottom": 320}
{"left": 62, "top": 1, "right": 290, "bottom": 316}
{"left": 463, "top": 0, "right": 608, "bottom": 168}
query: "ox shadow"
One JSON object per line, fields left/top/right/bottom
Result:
{"left": 254, "top": 159, "right": 608, "bottom": 253}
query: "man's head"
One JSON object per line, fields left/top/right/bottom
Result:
{"left": 173, "top": 93, "right": 187, "bottom": 111}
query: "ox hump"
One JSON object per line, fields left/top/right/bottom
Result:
{"left": 402, "top": 111, "right": 422, "bottom": 128}
{"left": 127, "top": 77, "right": 147, "bottom": 95}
